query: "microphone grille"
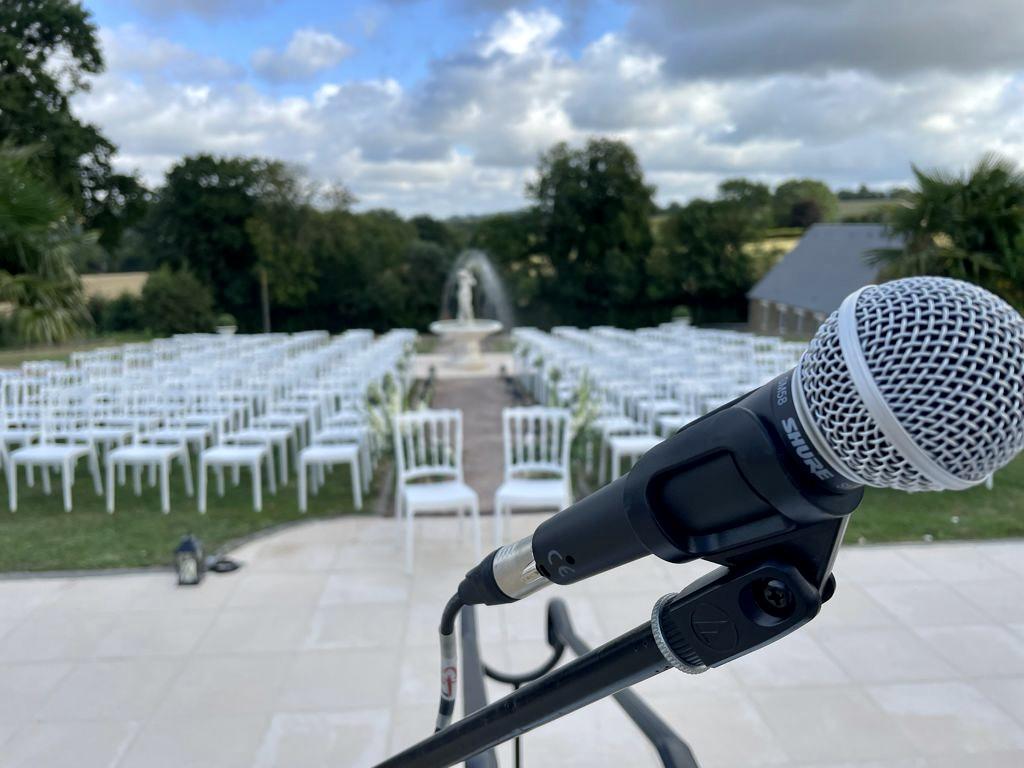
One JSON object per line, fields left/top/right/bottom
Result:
{"left": 798, "top": 277, "right": 1024, "bottom": 492}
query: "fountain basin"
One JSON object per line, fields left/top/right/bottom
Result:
{"left": 430, "top": 319, "right": 502, "bottom": 369}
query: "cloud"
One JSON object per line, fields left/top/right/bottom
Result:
{"left": 627, "top": 0, "right": 1024, "bottom": 79}
{"left": 76, "top": 8, "right": 1024, "bottom": 216}
{"left": 99, "top": 25, "right": 241, "bottom": 81}
{"left": 252, "top": 28, "right": 353, "bottom": 83}
{"left": 480, "top": 8, "right": 563, "bottom": 56}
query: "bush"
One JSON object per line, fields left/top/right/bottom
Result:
{"left": 89, "top": 293, "right": 145, "bottom": 333}
{"left": 140, "top": 267, "right": 215, "bottom": 335}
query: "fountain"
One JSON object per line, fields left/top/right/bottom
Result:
{"left": 430, "top": 250, "right": 509, "bottom": 369}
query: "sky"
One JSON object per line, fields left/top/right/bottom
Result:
{"left": 74, "top": 0, "right": 1024, "bottom": 217}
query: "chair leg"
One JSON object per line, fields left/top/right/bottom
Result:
{"left": 493, "top": 498, "right": 503, "bottom": 548}
{"left": 395, "top": 492, "right": 404, "bottom": 547}
{"left": 148, "top": 463, "right": 156, "bottom": 488}
{"left": 133, "top": 464, "right": 142, "bottom": 496}
{"left": 298, "top": 459, "right": 307, "bottom": 513}
{"left": 265, "top": 451, "right": 277, "bottom": 495}
{"left": 279, "top": 441, "right": 288, "bottom": 486}
{"left": 9, "top": 460, "right": 17, "bottom": 512}
{"left": 350, "top": 458, "right": 362, "bottom": 511}
{"left": 181, "top": 449, "right": 194, "bottom": 497}
{"left": 252, "top": 463, "right": 262, "bottom": 512}
{"left": 62, "top": 460, "right": 73, "bottom": 513}
{"left": 362, "top": 443, "right": 371, "bottom": 490}
{"left": 232, "top": 465, "right": 240, "bottom": 486}
{"left": 471, "top": 497, "right": 481, "bottom": 560}
{"left": 215, "top": 465, "right": 225, "bottom": 497}
{"left": 405, "top": 506, "right": 415, "bottom": 574}
{"left": 41, "top": 466, "right": 51, "bottom": 496}
{"left": 160, "top": 461, "right": 171, "bottom": 514}
{"left": 198, "top": 460, "right": 207, "bottom": 514}
{"left": 106, "top": 460, "right": 116, "bottom": 514}
{"left": 88, "top": 448, "right": 102, "bottom": 495}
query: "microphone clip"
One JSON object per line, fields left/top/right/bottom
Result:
{"left": 651, "top": 558, "right": 831, "bottom": 674}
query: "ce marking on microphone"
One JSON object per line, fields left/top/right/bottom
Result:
{"left": 547, "top": 550, "right": 576, "bottom": 580}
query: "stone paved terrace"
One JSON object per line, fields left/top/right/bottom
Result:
{"left": 1, "top": 513, "right": 1023, "bottom": 768}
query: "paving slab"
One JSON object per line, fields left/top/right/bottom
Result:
{"left": 1, "top": 516, "right": 1023, "bottom": 767}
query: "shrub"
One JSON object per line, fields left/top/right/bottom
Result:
{"left": 90, "top": 293, "right": 145, "bottom": 333}
{"left": 140, "top": 267, "right": 215, "bottom": 336}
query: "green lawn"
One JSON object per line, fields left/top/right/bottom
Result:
{"left": 0, "top": 462, "right": 370, "bottom": 572}
{"left": 846, "top": 454, "right": 1024, "bottom": 543}
{"left": 3, "top": 447, "right": 1020, "bottom": 573}
{"left": 0, "top": 333, "right": 151, "bottom": 369}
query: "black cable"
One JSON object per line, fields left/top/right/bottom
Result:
{"left": 483, "top": 644, "right": 565, "bottom": 685}
{"left": 435, "top": 593, "right": 464, "bottom": 732}
{"left": 440, "top": 593, "right": 463, "bottom": 635}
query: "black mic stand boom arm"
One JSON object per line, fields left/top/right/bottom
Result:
{"left": 374, "top": 516, "right": 846, "bottom": 768}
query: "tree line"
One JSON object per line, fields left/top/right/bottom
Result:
{"left": 2, "top": 1, "right": 1022, "bottom": 344}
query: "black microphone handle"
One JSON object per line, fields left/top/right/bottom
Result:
{"left": 456, "top": 372, "right": 862, "bottom": 607}
{"left": 531, "top": 475, "right": 653, "bottom": 585}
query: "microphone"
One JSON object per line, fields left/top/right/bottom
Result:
{"left": 458, "top": 277, "right": 1024, "bottom": 606}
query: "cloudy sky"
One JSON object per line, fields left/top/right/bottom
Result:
{"left": 76, "top": 0, "right": 1024, "bottom": 216}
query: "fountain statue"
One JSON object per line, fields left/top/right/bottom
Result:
{"left": 456, "top": 268, "right": 476, "bottom": 322}
{"left": 430, "top": 251, "right": 507, "bottom": 369}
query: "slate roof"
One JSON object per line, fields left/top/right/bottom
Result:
{"left": 747, "top": 223, "right": 903, "bottom": 314}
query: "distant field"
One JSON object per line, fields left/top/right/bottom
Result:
{"left": 837, "top": 198, "right": 902, "bottom": 219}
{"left": 81, "top": 271, "right": 149, "bottom": 300}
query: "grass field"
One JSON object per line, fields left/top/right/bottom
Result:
{"left": 2, "top": 432, "right": 1020, "bottom": 572}
{"left": 0, "top": 333, "right": 151, "bottom": 369}
{"left": 0, "top": 462, "right": 369, "bottom": 572}
{"left": 846, "top": 454, "right": 1024, "bottom": 544}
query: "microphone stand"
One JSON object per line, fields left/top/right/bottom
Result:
{"left": 374, "top": 519, "right": 844, "bottom": 768}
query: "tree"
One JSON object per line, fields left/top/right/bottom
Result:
{"left": 411, "top": 215, "right": 462, "bottom": 252}
{"left": 650, "top": 197, "right": 759, "bottom": 323}
{"left": 140, "top": 266, "right": 215, "bottom": 335}
{"left": 718, "top": 178, "right": 773, "bottom": 229}
{"left": 790, "top": 199, "right": 823, "bottom": 228}
{"left": 0, "top": 147, "right": 93, "bottom": 343}
{"left": 874, "top": 153, "right": 1024, "bottom": 309}
{"left": 772, "top": 179, "right": 838, "bottom": 227}
{"left": 527, "top": 139, "right": 656, "bottom": 326}
{"left": 0, "top": 1, "right": 147, "bottom": 248}
{"left": 143, "top": 154, "right": 299, "bottom": 329}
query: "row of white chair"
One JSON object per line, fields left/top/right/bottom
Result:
{"left": 394, "top": 406, "right": 573, "bottom": 573}
{"left": 0, "top": 329, "right": 414, "bottom": 514}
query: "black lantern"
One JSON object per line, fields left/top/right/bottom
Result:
{"left": 175, "top": 534, "right": 205, "bottom": 586}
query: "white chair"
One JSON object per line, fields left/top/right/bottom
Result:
{"left": 602, "top": 397, "right": 662, "bottom": 484}
{"left": 198, "top": 443, "right": 275, "bottom": 513}
{"left": 106, "top": 431, "right": 194, "bottom": 514}
{"left": 8, "top": 396, "right": 102, "bottom": 513}
{"left": 297, "top": 441, "right": 364, "bottom": 513}
{"left": 222, "top": 426, "right": 292, "bottom": 486}
{"left": 394, "top": 409, "right": 480, "bottom": 573}
{"left": 493, "top": 407, "right": 573, "bottom": 546}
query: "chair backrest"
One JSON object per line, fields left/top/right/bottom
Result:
{"left": 393, "top": 409, "right": 463, "bottom": 484}
{"left": 502, "top": 406, "right": 571, "bottom": 481}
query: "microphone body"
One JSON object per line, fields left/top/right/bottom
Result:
{"left": 457, "top": 276, "right": 1024, "bottom": 607}
{"left": 462, "top": 370, "right": 862, "bottom": 606}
